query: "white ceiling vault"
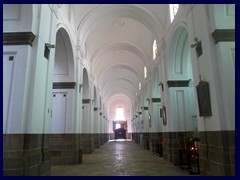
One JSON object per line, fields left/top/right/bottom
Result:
{"left": 73, "top": 4, "right": 168, "bottom": 115}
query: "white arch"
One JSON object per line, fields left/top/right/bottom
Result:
{"left": 166, "top": 26, "right": 198, "bottom": 132}
{"left": 51, "top": 27, "right": 76, "bottom": 134}
{"left": 82, "top": 68, "right": 90, "bottom": 99}
{"left": 167, "top": 26, "right": 190, "bottom": 80}
{"left": 56, "top": 23, "right": 77, "bottom": 81}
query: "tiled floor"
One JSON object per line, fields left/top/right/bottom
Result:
{"left": 51, "top": 139, "right": 190, "bottom": 176}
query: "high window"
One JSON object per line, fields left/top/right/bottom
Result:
{"left": 115, "top": 108, "right": 124, "bottom": 120}
{"left": 153, "top": 40, "right": 158, "bottom": 60}
{"left": 144, "top": 66, "right": 147, "bottom": 78}
{"left": 170, "top": 4, "right": 179, "bottom": 23}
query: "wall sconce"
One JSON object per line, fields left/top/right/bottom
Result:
{"left": 159, "top": 82, "right": 164, "bottom": 91}
{"left": 191, "top": 37, "right": 202, "bottom": 58}
{"left": 148, "top": 114, "right": 152, "bottom": 128}
{"left": 44, "top": 43, "right": 55, "bottom": 60}
{"left": 146, "top": 98, "right": 150, "bottom": 106}
{"left": 46, "top": 43, "right": 55, "bottom": 49}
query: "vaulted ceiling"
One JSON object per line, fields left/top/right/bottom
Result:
{"left": 73, "top": 4, "right": 168, "bottom": 113}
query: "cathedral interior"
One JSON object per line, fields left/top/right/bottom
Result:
{"left": 3, "top": 4, "right": 235, "bottom": 176}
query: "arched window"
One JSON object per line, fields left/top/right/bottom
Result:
{"left": 115, "top": 108, "right": 124, "bottom": 120}
{"left": 170, "top": 4, "right": 179, "bottom": 23}
{"left": 153, "top": 39, "right": 158, "bottom": 60}
{"left": 144, "top": 66, "right": 147, "bottom": 78}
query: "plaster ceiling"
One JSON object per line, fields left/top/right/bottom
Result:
{"left": 73, "top": 4, "right": 168, "bottom": 112}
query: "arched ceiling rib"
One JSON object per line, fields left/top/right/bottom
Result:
{"left": 73, "top": 4, "right": 167, "bottom": 114}
{"left": 108, "top": 94, "right": 132, "bottom": 106}
{"left": 102, "top": 79, "right": 136, "bottom": 98}
{"left": 91, "top": 41, "right": 150, "bottom": 72}
{"left": 98, "top": 64, "right": 141, "bottom": 86}
{"left": 103, "top": 88, "right": 135, "bottom": 103}
{"left": 98, "top": 67, "right": 140, "bottom": 99}
{"left": 101, "top": 77, "right": 138, "bottom": 93}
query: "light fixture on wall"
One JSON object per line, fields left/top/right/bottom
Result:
{"left": 44, "top": 43, "right": 56, "bottom": 60}
{"left": 159, "top": 82, "right": 164, "bottom": 91}
{"left": 146, "top": 98, "right": 150, "bottom": 105}
{"left": 146, "top": 98, "right": 150, "bottom": 102}
{"left": 191, "top": 37, "right": 202, "bottom": 58}
{"left": 46, "top": 43, "right": 55, "bottom": 49}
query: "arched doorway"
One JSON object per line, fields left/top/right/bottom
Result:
{"left": 166, "top": 26, "right": 198, "bottom": 164}
{"left": 50, "top": 27, "right": 79, "bottom": 164}
{"left": 167, "top": 27, "right": 197, "bottom": 132}
{"left": 51, "top": 28, "right": 75, "bottom": 133}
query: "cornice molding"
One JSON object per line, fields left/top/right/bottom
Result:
{"left": 211, "top": 29, "right": 235, "bottom": 44}
{"left": 53, "top": 82, "right": 76, "bottom": 89}
{"left": 3, "top": 32, "right": 36, "bottom": 46}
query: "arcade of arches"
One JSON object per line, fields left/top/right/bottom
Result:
{"left": 3, "top": 4, "right": 235, "bottom": 176}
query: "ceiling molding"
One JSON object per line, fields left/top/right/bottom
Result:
{"left": 211, "top": 29, "right": 235, "bottom": 44}
{"left": 3, "top": 32, "right": 36, "bottom": 46}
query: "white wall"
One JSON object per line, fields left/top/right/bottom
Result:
{"left": 3, "top": 4, "right": 57, "bottom": 134}
{"left": 190, "top": 4, "right": 235, "bottom": 131}
{"left": 51, "top": 89, "right": 75, "bottom": 133}
{"left": 3, "top": 4, "right": 33, "bottom": 32}
{"left": 215, "top": 42, "right": 235, "bottom": 130}
{"left": 209, "top": 4, "right": 235, "bottom": 32}
{"left": 27, "top": 5, "right": 57, "bottom": 133}
{"left": 3, "top": 46, "right": 30, "bottom": 133}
